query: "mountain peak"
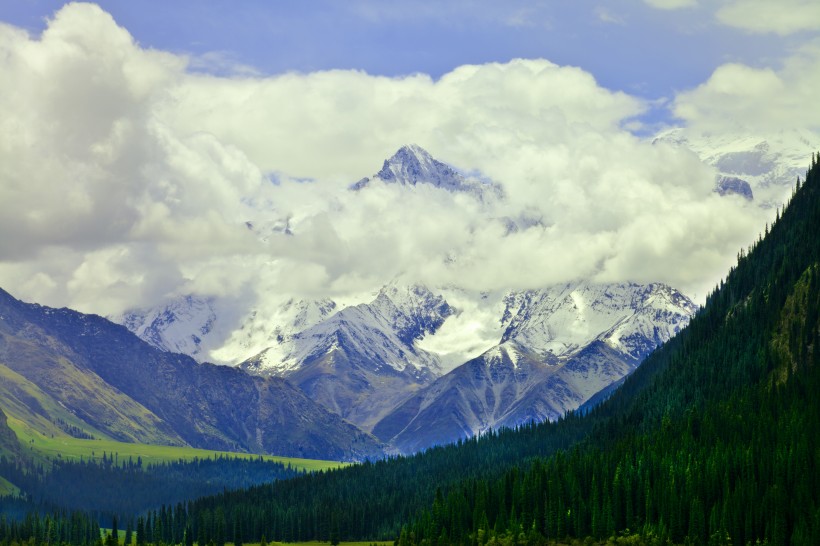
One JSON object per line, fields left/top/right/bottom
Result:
{"left": 376, "top": 144, "right": 464, "bottom": 189}
{"left": 351, "top": 144, "right": 504, "bottom": 201}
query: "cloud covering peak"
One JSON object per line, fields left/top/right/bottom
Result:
{"left": 0, "top": 3, "right": 799, "bottom": 317}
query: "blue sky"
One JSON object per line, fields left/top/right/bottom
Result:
{"left": 0, "top": 1, "right": 807, "bottom": 116}
{"left": 0, "top": 1, "right": 818, "bottom": 314}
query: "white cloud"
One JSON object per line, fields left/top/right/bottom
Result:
{"left": 642, "top": 0, "right": 698, "bottom": 10}
{"left": 0, "top": 2, "right": 774, "bottom": 319}
{"left": 716, "top": 0, "right": 820, "bottom": 35}
{"left": 162, "top": 59, "right": 645, "bottom": 182}
{"left": 595, "top": 7, "right": 626, "bottom": 25}
{"left": 0, "top": 4, "right": 274, "bottom": 315}
{"left": 673, "top": 44, "right": 820, "bottom": 134}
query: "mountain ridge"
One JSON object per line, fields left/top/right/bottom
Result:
{"left": 0, "top": 287, "right": 384, "bottom": 461}
{"left": 373, "top": 282, "right": 695, "bottom": 452}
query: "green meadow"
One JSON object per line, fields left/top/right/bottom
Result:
{"left": 8, "top": 417, "right": 348, "bottom": 473}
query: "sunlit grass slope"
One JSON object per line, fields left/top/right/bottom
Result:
{"left": 8, "top": 417, "right": 347, "bottom": 472}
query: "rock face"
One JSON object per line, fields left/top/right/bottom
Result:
{"left": 716, "top": 177, "right": 754, "bottom": 200}
{"left": 373, "top": 282, "right": 697, "bottom": 453}
{"left": 0, "top": 287, "right": 383, "bottom": 461}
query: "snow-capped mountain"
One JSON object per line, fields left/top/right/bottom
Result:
{"left": 373, "top": 282, "right": 696, "bottom": 453}
{"left": 351, "top": 144, "right": 503, "bottom": 201}
{"left": 115, "top": 296, "right": 223, "bottom": 362}
{"left": 653, "top": 128, "right": 818, "bottom": 207}
{"left": 212, "top": 297, "right": 342, "bottom": 368}
{"left": 499, "top": 283, "right": 696, "bottom": 362}
{"left": 114, "top": 295, "right": 343, "bottom": 366}
{"left": 240, "top": 285, "right": 454, "bottom": 429}
{"left": 115, "top": 280, "right": 695, "bottom": 451}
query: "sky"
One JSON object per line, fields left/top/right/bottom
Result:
{"left": 0, "top": 1, "right": 819, "bottom": 318}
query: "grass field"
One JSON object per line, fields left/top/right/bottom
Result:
{"left": 8, "top": 417, "right": 348, "bottom": 473}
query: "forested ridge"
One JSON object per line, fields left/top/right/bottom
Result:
{"left": 1, "top": 154, "right": 819, "bottom": 546}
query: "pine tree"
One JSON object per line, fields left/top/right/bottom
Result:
{"left": 111, "top": 516, "right": 118, "bottom": 546}
{"left": 136, "top": 517, "right": 145, "bottom": 546}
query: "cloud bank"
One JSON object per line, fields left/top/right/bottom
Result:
{"left": 0, "top": 3, "right": 785, "bottom": 317}
{"left": 673, "top": 42, "right": 820, "bottom": 134}
{"left": 716, "top": 0, "right": 820, "bottom": 35}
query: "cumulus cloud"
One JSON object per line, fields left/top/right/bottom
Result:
{"left": 716, "top": 0, "right": 820, "bottom": 35}
{"left": 644, "top": 0, "right": 820, "bottom": 35}
{"left": 0, "top": 4, "right": 274, "bottom": 314}
{"left": 163, "top": 59, "right": 644, "bottom": 181}
{"left": 673, "top": 43, "right": 820, "bottom": 134}
{"left": 0, "top": 2, "right": 772, "bottom": 318}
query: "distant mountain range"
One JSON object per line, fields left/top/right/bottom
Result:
{"left": 118, "top": 279, "right": 695, "bottom": 453}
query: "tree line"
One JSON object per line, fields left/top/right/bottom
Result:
{"left": 0, "top": 454, "right": 303, "bottom": 520}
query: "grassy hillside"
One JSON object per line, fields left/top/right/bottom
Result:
{"left": 0, "top": 289, "right": 384, "bottom": 461}
{"left": 7, "top": 417, "right": 346, "bottom": 472}
{"left": 0, "top": 329, "right": 187, "bottom": 447}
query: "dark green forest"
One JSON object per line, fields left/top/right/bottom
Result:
{"left": 1, "top": 153, "right": 819, "bottom": 546}
{"left": 0, "top": 455, "right": 302, "bottom": 522}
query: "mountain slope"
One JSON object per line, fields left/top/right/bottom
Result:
{"left": 0, "top": 300, "right": 183, "bottom": 446}
{"left": 0, "top": 288, "right": 383, "bottom": 461}
{"left": 242, "top": 285, "right": 453, "bottom": 429}
{"left": 375, "top": 282, "right": 695, "bottom": 452}
{"left": 397, "top": 153, "right": 820, "bottom": 545}
{"left": 115, "top": 295, "right": 222, "bottom": 362}
{"left": 0, "top": 407, "right": 19, "bottom": 459}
